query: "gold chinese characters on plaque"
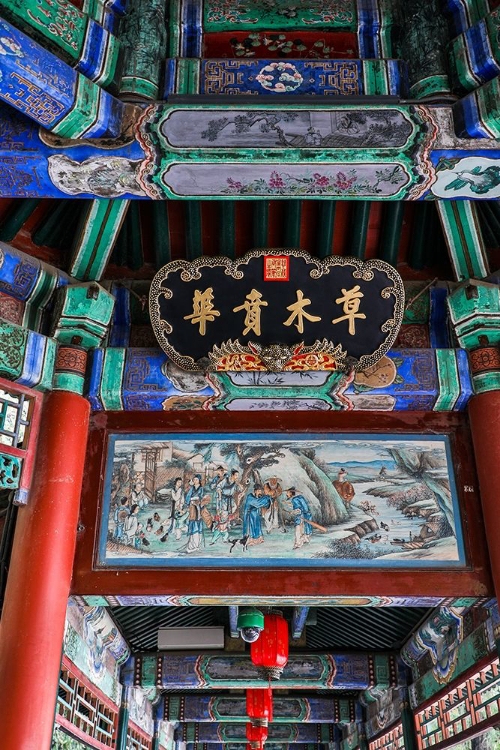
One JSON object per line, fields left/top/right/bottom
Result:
{"left": 149, "top": 249, "right": 404, "bottom": 372}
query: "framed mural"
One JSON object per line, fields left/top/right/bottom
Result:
{"left": 74, "top": 411, "right": 490, "bottom": 600}
{"left": 97, "top": 431, "right": 464, "bottom": 569}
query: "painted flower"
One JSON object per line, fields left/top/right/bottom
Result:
{"left": 226, "top": 177, "right": 243, "bottom": 191}
{"left": 269, "top": 171, "right": 285, "bottom": 189}
{"left": 313, "top": 173, "right": 330, "bottom": 188}
{"left": 274, "top": 82, "right": 286, "bottom": 91}
{"left": 334, "top": 172, "right": 356, "bottom": 191}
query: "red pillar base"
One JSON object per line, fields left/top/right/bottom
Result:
{"left": 0, "top": 391, "right": 90, "bottom": 750}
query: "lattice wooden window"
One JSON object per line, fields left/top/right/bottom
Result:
{"left": 127, "top": 724, "right": 153, "bottom": 750}
{"left": 369, "top": 721, "right": 404, "bottom": 750}
{"left": 415, "top": 657, "right": 500, "bottom": 749}
{"left": 0, "top": 378, "right": 42, "bottom": 505}
{"left": 55, "top": 665, "right": 118, "bottom": 749}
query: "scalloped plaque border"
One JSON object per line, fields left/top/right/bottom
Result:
{"left": 149, "top": 248, "right": 405, "bottom": 372}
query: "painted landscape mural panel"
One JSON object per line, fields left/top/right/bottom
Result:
{"left": 99, "top": 433, "right": 464, "bottom": 568}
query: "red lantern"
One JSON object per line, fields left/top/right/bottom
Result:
{"left": 246, "top": 721, "right": 268, "bottom": 749}
{"left": 246, "top": 686, "right": 273, "bottom": 726}
{"left": 251, "top": 612, "right": 289, "bottom": 680}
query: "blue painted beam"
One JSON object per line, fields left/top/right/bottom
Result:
{"left": 291, "top": 607, "right": 309, "bottom": 640}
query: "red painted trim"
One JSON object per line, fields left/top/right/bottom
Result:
{"left": 61, "top": 656, "right": 120, "bottom": 713}
{"left": 0, "top": 377, "right": 43, "bottom": 497}
{"left": 55, "top": 715, "right": 114, "bottom": 750}
{"left": 73, "top": 410, "right": 492, "bottom": 599}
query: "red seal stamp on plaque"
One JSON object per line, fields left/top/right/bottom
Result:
{"left": 263, "top": 255, "right": 289, "bottom": 282}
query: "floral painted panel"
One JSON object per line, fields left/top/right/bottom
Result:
{"left": 159, "top": 109, "right": 415, "bottom": 150}
{"left": 204, "top": 0, "right": 357, "bottom": 31}
{"left": 161, "top": 163, "right": 410, "bottom": 198}
{"left": 98, "top": 433, "right": 464, "bottom": 568}
{"left": 202, "top": 31, "right": 358, "bottom": 59}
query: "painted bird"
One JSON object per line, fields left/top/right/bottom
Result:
{"left": 445, "top": 165, "right": 500, "bottom": 195}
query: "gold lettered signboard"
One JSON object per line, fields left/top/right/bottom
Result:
{"left": 149, "top": 249, "right": 404, "bottom": 371}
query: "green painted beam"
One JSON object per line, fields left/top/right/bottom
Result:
{"left": 152, "top": 204, "right": 171, "bottom": 269}
{"left": 409, "top": 203, "right": 433, "bottom": 270}
{"left": 253, "top": 201, "right": 269, "bottom": 248}
{"left": 0, "top": 200, "right": 39, "bottom": 242}
{"left": 379, "top": 201, "right": 405, "bottom": 267}
{"left": 283, "top": 201, "right": 302, "bottom": 247}
{"left": 219, "top": 201, "right": 236, "bottom": 258}
{"left": 185, "top": 202, "right": 203, "bottom": 260}
{"left": 436, "top": 200, "right": 489, "bottom": 280}
{"left": 69, "top": 200, "right": 129, "bottom": 280}
{"left": 350, "top": 202, "right": 371, "bottom": 258}
{"left": 316, "top": 201, "right": 336, "bottom": 258}
{"left": 126, "top": 202, "right": 143, "bottom": 271}
{"left": 32, "top": 202, "right": 75, "bottom": 248}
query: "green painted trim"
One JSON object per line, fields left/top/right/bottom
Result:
{"left": 472, "top": 370, "right": 500, "bottom": 393}
{"left": 436, "top": 200, "right": 489, "bottom": 281}
{"left": 53, "top": 371, "right": 85, "bottom": 394}
{"left": 69, "top": 199, "right": 130, "bottom": 281}
{"left": 52, "top": 75, "right": 101, "bottom": 139}
{"left": 434, "top": 349, "right": 460, "bottom": 410}
{"left": 100, "top": 347, "right": 125, "bottom": 409}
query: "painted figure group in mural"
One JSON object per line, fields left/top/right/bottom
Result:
{"left": 110, "top": 460, "right": 317, "bottom": 555}
{"left": 103, "top": 435, "right": 462, "bottom": 566}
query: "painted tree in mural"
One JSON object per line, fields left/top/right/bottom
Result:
{"left": 291, "top": 448, "right": 348, "bottom": 524}
{"left": 201, "top": 112, "right": 300, "bottom": 147}
{"left": 386, "top": 447, "right": 454, "bottom": 535}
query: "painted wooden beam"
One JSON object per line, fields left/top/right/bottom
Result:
{"left": 436, "top": 200, "right": 489, "bottom": 280}
{"left": 122, "top": 653, "right": 399, "bottom": 691}
{"left": 181, "top": 745, "right": 330, "bottom": 750}
{"left": 162, "top": 695, "right": 360, "bottom": 725}
{"left": 86, "top": 346, "right": 473, "bottom": 412}
{"left": 0, "top": 318, "right": 56, "bottom": 390}
{"left": 228, "top": 606, "right": 239, "bottom": 639}
{"left": 397, "top": 0, "right": 451, "bottom": 99}
{"left": 119, "top": 0, "right": 167, "bottom": 101}
{"left": 0, "top": 241, "right": 70, "bottom": 330}
{"left": 175, "top": 723, "right": 337, "bottom": 743}
{"left": 291, "top": 606, "right": 309, "bottom": 640}
{"left": 2, "top": 99, "right": 500, "bottom": 200}
{"left": 69, "top": 200, "right": 130, "bottom": 281}
{"left": 162, "top": 58, "right": 409, "bottom": 98}
{"left": 0, "top": 0, "right": 121, "bottom": 88}
{"left": 0, "top": 17, "right": 127, "bottom": 137}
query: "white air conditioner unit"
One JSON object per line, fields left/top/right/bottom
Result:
{"left": 158, "top": 626, "right": 225, "bottom": 650}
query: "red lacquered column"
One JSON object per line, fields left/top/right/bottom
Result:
{"left": 0, "top": 391, "right": 90, "bottom": 750}
{"left": 469, "top": 390, "right": 500, "bottom": 599}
